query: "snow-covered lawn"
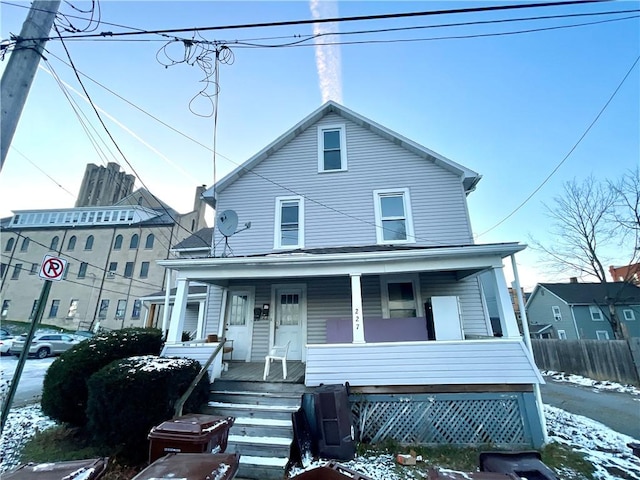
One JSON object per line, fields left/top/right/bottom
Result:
{"left": 1, "top": 370, "right": 638, "bottom": 478}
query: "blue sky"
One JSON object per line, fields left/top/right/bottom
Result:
{"left": 1, "top": 1, "right": 638, "bottom": 289}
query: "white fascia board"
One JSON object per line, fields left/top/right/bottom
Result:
{"left": 159, "top": 243, "right": 525, "bottom": 281}
{"left": 140, "top": 293, "right": 207, "bottom": 304}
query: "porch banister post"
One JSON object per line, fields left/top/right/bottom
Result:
{"left": 167, "top": 279, "right": 189, "bottom": 343}
{"left": 217, "top": 287, "right": 229, "bottom": 338}
{"left": 350, "top": 274, "right": 365, "bottom": 344}
{"left": 510, "top": 254, "right": 549, "bottom": 444}
{"left": 492, "top": 266, "right": 521, "bottom": 338}
{"left": 161, "top": 268, "right": 172, "bottom": 335}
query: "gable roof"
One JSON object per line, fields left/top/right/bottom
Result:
{"left": 205, "top": 101, "right": 481, "bottom": 201}
{"left": 172, "top": 227, "right": 212, "bottom": 250}
{"left": 538, "top": 282, "right": 640, "bottom": 305}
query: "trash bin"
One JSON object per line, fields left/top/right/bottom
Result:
{"left": 3, "top": 458, "right": 109, "bottom": 480}
{"left": 479, "top": 451, "right": 559, "bottom": 480}
{"left": 313, "top": 384, "right": 355, "bottom": 460}
{"left": 133, "top": 453, "right": 239, "bottom": 480}
{"left": 148, "top": 414, "right": 235, "bottom": 463}
{"left": 291, "top": 461, "right": 373, "bottom": 480}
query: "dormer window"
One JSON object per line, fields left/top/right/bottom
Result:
{"left": 318, "top": 124, "right": 347, "bottom": 172}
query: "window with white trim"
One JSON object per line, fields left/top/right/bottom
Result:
{"left": 317, "top": 124, "right": 347, "bottom": 172}
{"left": 374, "top": 188, "right": 415, "bottom": 244}
{"left": 557, "top": 329, "right": 567, "bottom": 339}
{"left": 381, "top": 275, "right": 421, "bottom": 319}
{"left": 623, "top": 309, "right": 636, "bottom": 321}
{"left": 596, "top": 330, "right": 610, "bottom": 340}
{"left": 274, "top": 197, "right": 304, "bottom": 249}
{"left": 551, "top": 306, "right": 562, "bottom": 322}
{"left": 589, "top": 305, "right": 604, "bottom": 321}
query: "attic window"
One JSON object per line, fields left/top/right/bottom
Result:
{"left": 318, "top": 124, "right": 347, "bottom": 172}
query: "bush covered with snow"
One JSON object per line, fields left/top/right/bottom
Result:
{"left": 86, "top": 355, "right": 209, "bottom": 461}
{"left": 41, "top": 328, "right": 163, "bottom": 426}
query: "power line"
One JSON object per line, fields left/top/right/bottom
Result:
{"left": 476, "top": 54, "right": 640, "bottom": 239}
{"left": 8, "top": 146, "right": 75, "bottom": 198}
{"left": 32, "top": 0, "right": 613, "bottom": 41}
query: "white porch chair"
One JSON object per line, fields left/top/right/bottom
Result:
{"left": 263, "top": 341, "right": 290, "bottom": 380}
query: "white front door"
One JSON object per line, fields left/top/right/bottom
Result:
{"left": 274, "top": 287, "right": 305, "bottom": 361}
{"left": 224, "top": 289, "right": 254, "bottom": 362}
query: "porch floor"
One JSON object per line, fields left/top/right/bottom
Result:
{"left": 219, "top": 360, "right": 305, "bottom": 383}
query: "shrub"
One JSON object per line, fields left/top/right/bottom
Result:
{"left": 86, "top": 355, "right": 210, "bottom": 462}
{"left": 41, "top": 328, "right": 163, "bottom": 426}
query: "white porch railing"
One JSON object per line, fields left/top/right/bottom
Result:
{"left": 161, "top": 341, "right": 224, "bottom": 380}
{"left": 305, "top": 339, "right": 544, "bottom": 387}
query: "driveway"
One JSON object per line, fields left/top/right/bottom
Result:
{"left": 540, "top": 378, "right": 640, "bottom": 440}
{"left": 0, "top": 356, "right": 56, "bottom": 406}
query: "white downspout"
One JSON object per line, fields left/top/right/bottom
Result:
{"left": 511, "top": 254, "right": 548, "bottom": 444}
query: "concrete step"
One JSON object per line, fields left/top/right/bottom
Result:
{"left": 207, "top": 401, "right": 298, "bottom": 421}
{"left": 213, "top": 390, "right": 302, "bottom": 408}
{"left": 212, "top": 379, "right": 309, "bottom": 395}
{"left": 237, "top": 455, "right": 289, "bottom": 480}
{"left": 233, "top": 416, "right": 293, "bottom": 438}
{"left": 228, "top": 434, "right": 291, "bottom": 457}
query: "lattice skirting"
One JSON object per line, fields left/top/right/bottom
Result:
{"left": 350, "top": 392, "right": 540, "bottom": 447}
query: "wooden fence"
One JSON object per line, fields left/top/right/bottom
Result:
{"left": 531, "top": 338, "right": 640, "bottom": 386}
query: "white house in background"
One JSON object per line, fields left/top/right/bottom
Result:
{"left": 159, "top": 102, "right": 545, "bottom": 447}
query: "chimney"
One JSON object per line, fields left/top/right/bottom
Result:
{"left": 192, "top": 185, "right": 207, "bottom": 231}
{"left": 569, "top": 277, "right": 578, "bottom": 284}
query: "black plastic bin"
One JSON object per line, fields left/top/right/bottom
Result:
{"left": 479, "top": 451, "right": 559, "bottom": 480}
{"left": 313, "top": 384, "right": 355, "bottom": 460}
{"left": 133, "top": 453, "right": 239, "bottom": 480}
{"left": 291, "top": 461, "right": 372, "bottom": 480}
{"left": 3, "top": 458, "right": 108, "bottom": 480}
{"left": 148, "top": 414, "right": 234, "bottom": 464}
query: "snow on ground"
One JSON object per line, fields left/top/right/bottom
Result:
{"left": 1, "top": 370, "right": 639, "bottom": 477}
{"left": 541, "top": 370, "right": 640, "bottom": 396}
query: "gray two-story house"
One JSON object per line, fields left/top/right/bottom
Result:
{"left": 526, "top": 282, "right": 640, "bottom": 340}
{"left": 159, "top": 102, "right": 545, "bottom": 452}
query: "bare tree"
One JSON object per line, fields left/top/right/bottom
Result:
{"left": 531, "top": 174, "right": 640, "bottom": 339}
{"left": 531, "top": 176, "right": 616, "bottom": 282}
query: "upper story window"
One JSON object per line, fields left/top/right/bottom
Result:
{"left": 85, "top": 235, "right": 94, "bottom": 250}
{"left": 552, "top": 306, "right": 562, "bottom": 321}
{"left": 4, "top": 238, "right": 14, "bottom": 252}
{"left": 20, "top": 237, "right": 30, "bottom": 252}
{"left": 274, "top": 196, "right": 304, "bottom": 249}
{"left": 373, "top": 188, "right": 415, "bottom": 244}
{"left": 589, "top": 305, "right": 604, "bottom": 321}
{"left": 67, "top": 235, "right": 76, "bottom": 251}
{"left": 145, "top": 234, "right": 154, "bottom": 249}
{"left": 114, "top": 235, "right": 123, "bottom": 250}
{"left": 623, "top": 309, "right": 636, "bottom": 321}
{"left": 130, "top": 234, "right": 139, "bottom": 249}
{"left": 317, "top": 124, "right": 347, "bottom": 172}
{"left": 50, "top": 236, "right": 59, "bottom": 251}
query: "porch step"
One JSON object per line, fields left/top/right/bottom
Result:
{"left": 207, "top": 382, "right": 306, "bottom": 480}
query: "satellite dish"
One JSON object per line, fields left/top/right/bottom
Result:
{"left": 217, "top": 210, "right": 238, "bottom": 237}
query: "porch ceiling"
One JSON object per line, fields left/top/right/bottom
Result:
{"left": 158, "top": 243, "right": 525, "bottom": 283}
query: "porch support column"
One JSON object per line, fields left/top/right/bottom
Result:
{"left": 167, "top": 279, "right": 189, "bottom": 343}
{"left": 196, "top": 300, "right": 206, "bottom": 339}
{"left": 350, "top": 274, "right": 365, "bottom": 344}
{"left": 161, "top": 268, "right": 172, "bottom": 336}
{"left": 491, "top": 266, "right": 521, "bottom": 338}
{"left": 217, "top": 287, "right": 229, "bottom": 339}
{"left": 511, "top": 254, "right": 549, "bottom": 444}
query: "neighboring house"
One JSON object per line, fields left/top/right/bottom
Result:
{"left": 0, "top": 173, "right": 208, "bottom": 331}
{"left": 610, "top": 264, "right": 640, "bottom": 285}
{"left": 159, "top": 102, "right": 545, "bottom": 447}
{"left": 526, "top": 282, "right": 640, "bottom": 340}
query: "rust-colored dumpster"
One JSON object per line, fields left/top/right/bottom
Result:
{"left": 3, "top": 458, "right": 108, "bottom": 480}
{"left": 148, "top": 414, "right": 234, "bottom": 463}
{"left": 133, "top": 453, "right": 239, "bottom": 480}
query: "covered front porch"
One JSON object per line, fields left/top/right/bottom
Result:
{"left": 158, "top": 243, "right": 538, "bottom": 387}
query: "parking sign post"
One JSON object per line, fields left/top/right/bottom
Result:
{"left": 0, "top": 260, "right": 58, "bottom": 433}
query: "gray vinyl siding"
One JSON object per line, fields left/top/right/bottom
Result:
{"left": 183, "top": 305, "right": 199, "bottom": 336}
{"left": 216, "top": 113, "right": 472, "bottom": 256}
{"left": 420, "top": 272, "right": 489, "bottom": 336}
{"left": 204, "top": 285, "right": 223, "bottom": 336}
{"left": 526, "top": 289, "right": 575, "bottom": 339}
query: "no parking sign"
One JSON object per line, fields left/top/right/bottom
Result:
{"left": 39, "top": 255, "right": 67, "bottom": 281}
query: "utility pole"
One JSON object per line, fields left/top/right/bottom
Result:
{"left": 1, "top": 0, "right": 61, "bottom": 171}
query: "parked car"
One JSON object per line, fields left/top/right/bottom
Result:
{"left": 0, "top": 331, "right": 13, "bottom": 355}
{"left": 10, "top": 333, "right": 80, "bottom": 359}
